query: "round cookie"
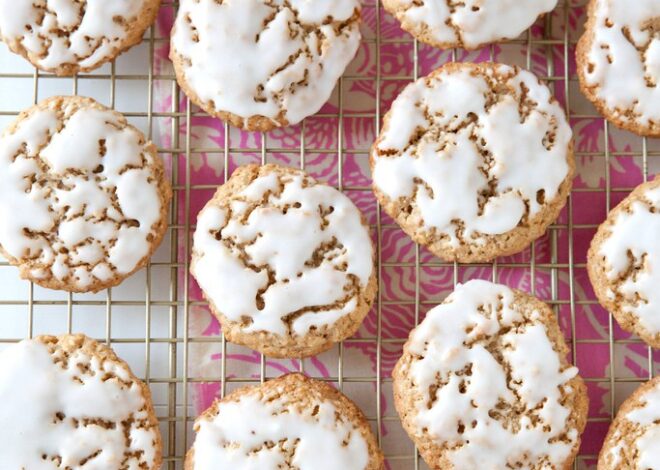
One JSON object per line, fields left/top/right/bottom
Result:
{"left": 598, "top": 376, "right": 660, "bottom": 469}
{"left": 587, "top": 176, "right": 660, "bottom": 348}
{"left": 0, "top": 334, "right": 162, "bottom": 469}
{"left": 191, "top": 164, "right": 376, "bottom": 358}
{"left": 170, "top": 0, "right": 361, "bottom": 131}
{"left": 185, "top": 373, "right": 383, "bottom": 470}
{"left": 382, "top": 0, "right": 558, "bottom": 50}
{"left": 0, "top": 0, "right": 161, "bottom": 76}
{"left": 577, "top": 0, "right": 660, "bottom": 137}
{"left": 370, "top": 62, "right": 574, "bottom": 263}
{"left": 392, "top": 280, "right": 588, "bottom": 470}
{"left": 0, "top": 96, "right": 171, "bottom": 293}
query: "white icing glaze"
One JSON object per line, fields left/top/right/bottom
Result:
{"left": 625, "top": 381, "right": 660, "bottom": 469}
{"left": 0, "top": 338, "right": 159, "bottom": 469}
{"left": 372, "top": 64, "right": 572, "bottom": 247}
{"left": 192, "top": 167, "right": 373, "bottom": 337}
{"left": 404, "top": 280, "right": 579, "bottom": 468}
{"left": 192, "top": 389, "right": 369, "bottom": 469}
{"left": 582, "top": 0, "right": 660, "bottom": 129}
{"left": 170, "top": 0, "right": 361, "bottom": 127}
{"left": 0, "top": 0, "right": 151, "bottom": 71}
{"left": 0, "top": 98, "right": 167, "bottom": 290}
{"left": 386, "top": 0, "right": 557, "bottom": 48}
{"left": 600, "top": 185, "right": 660, "bottom": 335}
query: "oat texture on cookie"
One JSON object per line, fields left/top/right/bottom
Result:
{"left": 191, "top": 164, "right": 375, "bottom": 358}
{"left": 0, "top": 0, "right": 161, "bottom": 75}
{"left": 186, "top": 373, "right": 383, "bottom": 470}
{"left": 392, "top": 280, "right": 587, "bottom": 470}
{"left": 382, "top": 0, "right": 557, "bottom": 49}
{"left": 371, "top": 63, "right": 574, "bottom": 263}
{"left": 0, "top": 96, "right": 171, "bottom": 293}
{"left": 599, "top": 377, "right": 660, "bottom": 469}
{"left": 170, "top": 0, "right": 361, "bottom": 131}
{"left": 0, "top": 334, "right": 161, "bottom": 469}
{"left": 578, "top": 0, "right": 660, "bottom": 136}
{"left": 588, "top": 176, "right": 660, "bottom": 348}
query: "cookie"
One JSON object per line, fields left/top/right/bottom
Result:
{"left": 0, "top": 96, "right": 171, "bottom": 293}
{"left": 577, "top": 0, "right": 660, "bottom": 137}
{"left": 382, "top": 0, "right": 558, "bottom": 50}
{"left": 599, "top": 376, "right": 660, "bottom": 469}
{"left": 191, "top": 164, "right": 376, "bottom": 358}
{"left": 370, "top": 62, "right": 574, "bottom": 263}
{"left": 0, "top": 0, "right": 161, "bottom": 76}
{"left": 0, "top": 334, "right": 162, "bottom": 469}
{"left": 587, "top": 176, "right": 660, "bottom": 348}
{"left": 392, "top": 280, "right": 588, "bottom": 470}
{"left": 185, "top": 373, "right": 383, "bottom": 470}
{"left": 170, "top": 0, "right": 361, "bottom": 131}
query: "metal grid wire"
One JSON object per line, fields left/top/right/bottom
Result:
{"left": 0, "top": 0, "right": 658, "bottom": 469}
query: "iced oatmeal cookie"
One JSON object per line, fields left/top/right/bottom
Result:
{"left": 588, "top": 176, "right": 660, "bottom": 348}
{"left": 392, "top": 280, "right": 588, "bottom": 470}
{"left": 598, "top": 376, "right": 660, "bottom": 469}
{"left": 0, "top": 0, "right": 161, "bottom": 75}
{"left": 191, "top": 164, "right": 376, "bottom": 358}
{"left": 170, "top": 0, "right": 361, "bottom": 131}
{"left": 371, "top": 62, "right": 574, "bottom": 263}
{"left": 0, "top": 334, "right": 162, "bottom": 469}
{"left": 0, "top": 96, "right": 171, "bottom": 293}
{"left": 577, "top": 0, "right": 660, "bottom": 136}
{"left": 382, "top": 0, "right": 558, "bottom": 50}
{"left": 185, "top": 373, "right": 383, "bottom": 470}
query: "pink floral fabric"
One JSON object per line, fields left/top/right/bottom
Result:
{"left": 154, "top": 2, "right": 660, "bottom": 468}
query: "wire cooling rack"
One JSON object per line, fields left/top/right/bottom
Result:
{"left": 0, "top": 1, "right": 659, "bottom": 469}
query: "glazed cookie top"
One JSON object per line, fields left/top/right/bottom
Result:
{"left": 383, "top": 0, "right": 557, "bottom": 49}
{"left": 396, "top": 280, "right": 583, "bottom": 468}
{"left": 0, "top": 0, "right": 159, "bottom": 74}
{"left": 0, "top": 334, "right": 161, "bottom": 469}
{"left": 601, "top": 377, "right": 660, "bottom": 469}
{"left": 590, "top": 177, "right": 660, "bottom": 345}
{"left": 578, "top": 0, "right": 660, "bottom": 136}
{"left": 0, "top": 96, "right": 170, "bottom": 292}
{"left": 170, "top": 0, "right": 361, "bottom": 130}
{"left": 189, "top": 374, "right": 381, "bottom": 470}
{"left": 371, "top": 63, "right": 572, "bottom": 255}
{"left": 192, "top": 164, "right": 373, "bottom": 339}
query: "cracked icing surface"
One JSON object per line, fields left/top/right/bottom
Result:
{"left": 577, "top": 0, "right": 660, "bottom": 136}
{"left": 191, "top": 164, "right": 375, "bottom": 358}
{"left": 393, "top": 280, "right": 587, "bottom": 470}
{"left": 0, "top": 0, "right": 161, "bottom": 75}
{"left": 371, "top": 63, "right": 573, "bottom": 263}
{"left": 599, "top": 377, "right": 660, "bottom": 470}
{"left": 0, "top": 96, "right": 171, "bottom": 293}
{"left": 170, "top": 0, "right": 361, "bottom": 131}
{"left": 186, "top": 374, "right": 383, "bottom": 470}
{"left": 588, "top": 176, "right": 660, "bottom": 349}
{"left": 0, "top": 334, "right": 161, "bottom": 470}
{"left": 382, "top": 0, "right": 557, "bottom": 50}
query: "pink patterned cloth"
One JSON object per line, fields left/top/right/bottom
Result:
{"left": 153, "top": 3, "right": 660, "bottom": 468}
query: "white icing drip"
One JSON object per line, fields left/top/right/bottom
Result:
{"left": 625, "top": 381, "right": 660, "bottom": 469}
{"left": 0, "top": 0, "right": 148, "bottom": 70}
{"left": 191, "top": 168, "right": 373, "bottom": 337}
{"left": 0, "top": 98, "right": 166, "bottom": 290}
{"left": 0, "top": 339, "right": 158, "bottom": 469}
{"left": 405, "top": 280, "right": 579, "bottom": 468}
{"left": 600, "top": 185, "right": 660, "bottom": 335}
{"left": 192, "top": 389, "right": 369, "bottom": 470}
{"left": 582, "top": 0, "right": 660, "bottom": 128}
{"left": 388, "top": 0, "right": 557, "bottom": 48}
{"left": 170, "top": 0, "right": 361, "bottom": 127}
{"left": 372, "top": 65, "right": 571, "bottom": 247}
